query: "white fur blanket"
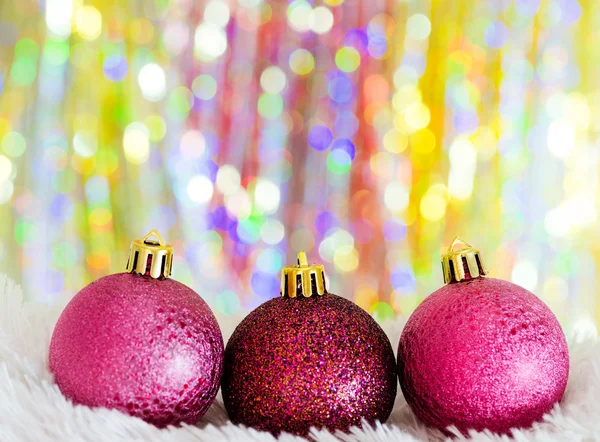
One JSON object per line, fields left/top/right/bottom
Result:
{"left": 0, "top": 275, "right": 598, "bottom": 442}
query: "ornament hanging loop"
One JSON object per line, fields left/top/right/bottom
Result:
{"left": 441, "top": 237, "right": 487, "bottom": 284}
{"left": 447, "top": 236, "right": 474, "bottom": 253}
{"left": 297, "top": 251, "right": 308, "bottom": 266}
{"left": 126, "top": 230, "right": 174, "bottom": 280}
{"left": 141, "top": 229, "right": 167, "bottom": 246}
{"left": 281, "top": 252, "right": 327, "bottom": 298}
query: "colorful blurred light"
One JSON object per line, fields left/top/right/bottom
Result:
{"left": 0, "top": 0, "right": 595, "bottom": 333}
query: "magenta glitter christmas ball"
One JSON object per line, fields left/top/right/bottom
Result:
{"left": 398, "top": 238, "right": 569, "bottom": 435}
{"left": 222, "top": 252, "right": 397, "bottom": 436}
{"left": 49, "top": 231, "right": 224, "bottom": 427}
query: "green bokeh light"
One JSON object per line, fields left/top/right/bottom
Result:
{"left": 1, "top": 132, "right": 27, "bottom": 158}
{"left": 14, "top": 38, "right": 40, "bottom": 60}
{"left": 257, "top": 93, "right": 284, "bottom": 120}
{"left": 44, "top": 39, "right": 70, "bottom": 65}
{"left": 326, "top": 149, "right": 352, "bottom": 174}
{"left": 10, "top": 59, "right": 37, "bottom": 86}
{"left": 15, "top": 220, "right": 36, "bottom": 245}
{"left": 335, "top": 47, "right": 361, "bottom": 73}
{"left": 216, "top": 290, "right": 241, "bottom": 315}
{"left": 237, "top": 217, "right": 262, "bottom": 244}
{"left": 53, "top": 242, "right": 79, "bottom": 269}
{"left": 371, "top": 301, "right": 395, "bottom": 324}
{"left": 166, "top": 87, "right": 193, "bottom": 120}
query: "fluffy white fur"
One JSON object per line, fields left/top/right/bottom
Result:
{"left": 0, "top": 274, "right": 598, "bottom": 442}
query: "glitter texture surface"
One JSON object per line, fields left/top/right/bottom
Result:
{"left": 49, "top": 272, "right": 224, "bottom": 427}
{"left": 398, "top": 277, "right": 569, "bottom": 435}
{"left": 222, "top": 293, "right": 397, "bottom": 436}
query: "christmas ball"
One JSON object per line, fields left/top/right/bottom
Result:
{"left": 222, "top": 252, "right": 397, "bottom": 436}
{"left": 398, "top": 238, "right": 569, "bottom": 435}
{"left": 50, "top": 231, "right": 224, "bottom": 427}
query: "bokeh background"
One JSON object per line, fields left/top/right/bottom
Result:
{"left": 0, "top": 0, "right": 596, "bottom": 335}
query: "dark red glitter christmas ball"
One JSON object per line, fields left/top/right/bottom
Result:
{"left": 222, "top": 253, "right": 396, "bottom": 436}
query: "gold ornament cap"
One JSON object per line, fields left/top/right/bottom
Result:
{"left": 280, "top": 252, "right": 327, "bottom": 298}
{"left": 126, "top": 230, "right": 174, "bottom": 280}
{"left": 441, "top": 237, "right": 488, "bottom": 284}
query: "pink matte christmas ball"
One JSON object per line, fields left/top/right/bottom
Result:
{"left": 398, "top": 277, "right": 569, "bottom": 435}
{"left": 50, "top": 273, "right": 224, "bottom": 427}
{"left": 222, "top": 293, "right": 397, "bottom": 436}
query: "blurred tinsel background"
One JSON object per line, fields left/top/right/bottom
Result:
{"left": 0, "top": 0, "right": 596, "bottom": 335}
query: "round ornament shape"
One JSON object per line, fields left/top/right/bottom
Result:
{"left": 222, "top": 252, "right": 397, "bottom": 436}
{"left": 50, "top": 230, "right": 224, "bottom": 427}
{"left": 398, "top": 238, "right": 569, "bottom": 435}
